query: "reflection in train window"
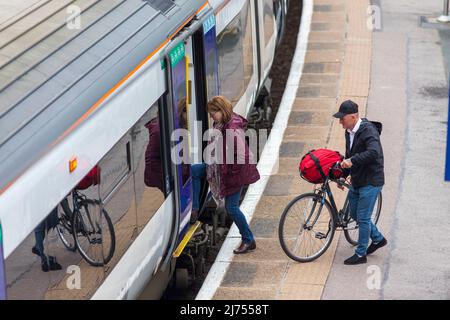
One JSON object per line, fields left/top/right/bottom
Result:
{"left": 242, "top": 1, "right": 254, "bottom": 90}
{"left": 217, "top": 1, "right": 254, "bottom": 106}
{"left": 11, "top": 167, "right": 113, "bottom": 299}
{"left": 5, "top": 205, "right": 108, "bottom": 300}
{"left": 264, "top": 0, "right": 276, "bottom": 45}
{"left": 20, "top": 133, "right": 137, "bottom": 300}
{"left": 131, "top": 103, "right": 166, "bottom": 235}
{"left": 45, "top": 198, "right": 107, "bottom": 299}
{"left": 96, "top": 132, "right": 136, "bottom": 280}
{"left": 5, "top": 207, "right": 81, "bottom": 299}
{"left": 98, "top": 134, "right": 132, "bottom": 202}
{"left": 4, "top": 102, "right": 168, "bottom": 299}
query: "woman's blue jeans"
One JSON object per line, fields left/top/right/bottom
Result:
{"left": 191, "top": 163, "right": 254, "bottom": 244}
{"left": 192, "top": 163, "right": 207, "bottom": 211}
{"left": 225, "top": 189, "right": 255, "bottom": 244}
{"left": 348, "top": 185, "right": 384, "bottom": 256}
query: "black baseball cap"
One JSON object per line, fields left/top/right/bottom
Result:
{"left": 333, "top": 100, "right": 359, "bottom": 119}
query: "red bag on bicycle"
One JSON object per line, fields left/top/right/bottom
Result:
{"left": 76, "top": 166, "right": 101, "bottom": 190}
{"left": 299, "top": 149, "right": 343, "bottom": 184}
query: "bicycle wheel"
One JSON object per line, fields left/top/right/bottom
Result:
{"left": 56, "top": 199, "right": 76, "bottom": 252}
{"left": 72, "top": 199, "right": 115, "bottom": 267}
{"left": 278, "top": 193, "right": 335, "bottom": 262}
{"left": 344, "top": 191, "right": 382, "bottom": 246}
{"left": 99, "top": 208, "right": 115, "bottom": 265}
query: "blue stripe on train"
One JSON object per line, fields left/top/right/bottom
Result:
{"left": 446, "top": 84, "right": 450, "bottom": 182}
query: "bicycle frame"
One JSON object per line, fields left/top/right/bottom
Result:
{"left": 60, "top": 190, "right": 99, "bottom": 242}
{"left": 313, "top": 176, "right": 352, "bottom": 229}
{"left": 73, "top": 191, "right": 100, "bottom": 240}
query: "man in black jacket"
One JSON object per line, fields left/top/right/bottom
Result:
{"left": 333, "top": 100, "right": 387, "bottom": 265}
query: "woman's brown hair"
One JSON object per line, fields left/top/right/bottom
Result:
{"left": 207, "top": 96, "right": 233, "bottom": 124}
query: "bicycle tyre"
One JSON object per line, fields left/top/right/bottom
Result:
{"left": 72, "top": 199, "right": 116, "bottom": 267}
{"left": 278, "top": 193, "right": 335, "bottom": 263}
{"left": 343, "top": 191, "right": 382, "bottom": 246}
{"left": 57, "top": 199, "right": 77, "bottom": 252}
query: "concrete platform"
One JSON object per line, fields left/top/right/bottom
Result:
{"left": 324, "top": 0, "right": 450, "bottom": 300}
{"left": 198, "top": 0, "right": 450, "bottom": 300}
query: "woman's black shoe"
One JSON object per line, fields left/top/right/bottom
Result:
{"left": 233, "top": 241, "right": 256, "bottom": 254}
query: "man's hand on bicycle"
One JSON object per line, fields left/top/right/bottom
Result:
{"left": 337, "top": 176, "right": 351, "bottom": 190}
{"left": 341, "top": 158, "right": 353, "bottom": 169}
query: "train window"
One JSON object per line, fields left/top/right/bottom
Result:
{"left": 10, "top": 105, "right": 167, "bottom": 299}
{"left": 217, "top": 11, "right": 244, "bottom": 106}
{"left": 4, "top": 182, "right": 115, "bottom": 300}
{"left": 42, "top": 133, "right": 137, "bottom": 299}
{"left": 45, "top": 199, "right": 107, "bottom": 299}
{"left": 5, "top": 209, "right": 56, "bottom": 299}
{"left": 217, "top": 1, "right": 253, "bottom": 106}
{"left": 204, "top": 17, "right": 220, "bottom": 101}
{"left": 42, "top": 160, "right": 117, "bottom": 299}
{"left": 95, "top": 132, "right": 137, "bottom": 279}
{"left": 98, "top": 134, "right": 132, "bottom": 202}
{"left": 130, "top": 103, "right": 166, "bottom": 234}
{"left": 242, "top": 1, "right": 254, "bottom": 91}
{"left": 263, "top": 0, "right": 276, "bottom": 45}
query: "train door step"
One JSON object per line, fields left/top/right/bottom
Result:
{"left": 173, "top": 221, "right": 201, "bottom": 258}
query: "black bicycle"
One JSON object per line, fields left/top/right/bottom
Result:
{"left": 56, "top": 190, "right": 116, "bottom": 267}
{"left": 278, "top": 163, "right": 382, "bottom": 262}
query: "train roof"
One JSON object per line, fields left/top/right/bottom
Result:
{"left": 0, "top": 0, "right": 206, "bottom": 191}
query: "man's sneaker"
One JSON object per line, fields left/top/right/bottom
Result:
{"left": 367, "top": 237, "right": 387, "bottom": 255}
{"left": 344, "top": 254, "right": 367, "bottom": 265}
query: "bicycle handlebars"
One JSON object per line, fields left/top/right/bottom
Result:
{"left": 331, "top": 162, "right": 351, "bottom": 189}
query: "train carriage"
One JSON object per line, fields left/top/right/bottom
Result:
{"left": 0, "top": 0, "right": 287, "bottom": 299}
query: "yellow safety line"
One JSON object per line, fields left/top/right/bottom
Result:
{"left": 173, "top": 221, "right": 201, "bottom": 258}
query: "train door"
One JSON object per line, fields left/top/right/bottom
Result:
{"left": 161, "top": 12, "right": 219, "bottom": 263}
{"left": 167, "top": 40, "right": 194, "bottom": 237}
{"left": 178, "top": 18, "right": 223, "bottom": 226}
{"left": 168, "top": 32, "right": 212, "bottom": 232}
{"left": 185, "top": 36, "right": 204, "bottom": 165}
{"left": 0, "top": 221, "right": 6, "bottom": 300}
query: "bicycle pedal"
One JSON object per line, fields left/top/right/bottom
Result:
{"left": 315, "top": 232, "right": 326, "bottom": 239}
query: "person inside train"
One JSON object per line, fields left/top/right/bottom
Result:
{"left": 144, "top": 116, "right": 164, "bottom": 193}
{"left": 191, "top": 96, "right": 260, "bottom": 254}
{"left": 177, "top": 97, "right": 191, "bottom": 184}
{"left": 31, "top": 207, "right": 62, "bottom": 272}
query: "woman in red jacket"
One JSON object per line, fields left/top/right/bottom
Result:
{"left": 192, "top": 96, "right": 260, "bottom": 254}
